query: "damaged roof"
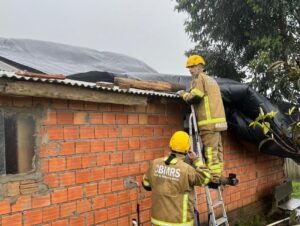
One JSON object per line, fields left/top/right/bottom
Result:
{"left": 0, "top": 38, "right": 299, "bottom": 162}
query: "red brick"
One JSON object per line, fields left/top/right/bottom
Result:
{"left": 51, "top": 189, "right": 68, "bottom": 204}
{"left": 108, "top": 127, "right": 119, "bottom": 138}
{"left": 76, "top": 171, "right": 91, "bottom": 184}
{"left": 44, "top": 174, "right": 58, "bottom": 188}
{"left": 68, "top": 186, "right": 83, "bottom": 201}
{"left": 123, "top": 152, "right": 135, "bottom": 163}
{"left": 105, "top": 167, "right": 118, "bottom": 179}
{"left": 32, "top": 194, "right": 50, "bottom": 208}
{"left": 11, "top": 195, "right": 31, "bottom": 212}
{"left": 87, "top": 212, "right": 95, "bottom": 226}
{"left": 24, "top": 209, "right": 42, "bottom": 226}
{"left": 60, "top": 142, "right": 75, "bottom": 155}
{"left": 0, "top": 199, "right": 11, "bottom": 214}
{"left": 139, "top": 114, "right": 148, "bottom": 124}
{"left": 95, "top": 209, "right": 108, "bottom": 223}
{"left": 63, "top": 127, "right": 79, "bottom": 139}
{"left": 95, "top": 127, "right": 109, "bottom": 138}
{"left": 90, "top": 113, "right": 103, "bottom": 124}
{"left": 117, "top": 140, "right": 129, "bottom": 151}
{"left": 75, "top": 141, "right": 91, "bottom": 153}
{"left": 80, "top": 127, "right": 95, "bottom": 139}
{"left": 90, "top": 168, "right": 105, "bottom": 181}
{"left": 128, "top": 164, "right": 140, "bottom": 175}
{"left": 82, "top": 155, "right": 98, "bottom": 168}
{"left": 103, "top": 113, "right": 116, "bottom": 124}
{"left": 67, "top": 156, "right": 82, "bottom": 170}
{"left": 111, "top": 179, "right": 124, "bottom": 192}
{"left": 43, "top": 112, "right": 57, "bottom": 125}
{"left": 119, "top": 203, "right": 132, "bottom": 216}
{"left": 128, "top": 115, "right": 139, "bottom": 124}
{"left": 85, "top": 183, "right": 98, "bottom": 197}
{"left": 92, "top": 196, "right": 106, "bottom": 209}
{"left": 74, "top": 112, "right": 89, "bottom": 124}
{"left": 117, "top": 165, "right": 129, "bottom": 177}
{"left": 98, "top": 181, "right": 112, "bottom": 194}
{"left": 51, "top": 219, "right": 68, "bottom": 226}
{"left": 70, "top": 215, "right": 85, "bottom": 226}
{"left": 105, "top": 193, "right": 118, "bottom": 207}
{"left": 97, "top": 154, "right": 110, "bottom": 166}
{"left": 77, "top": 199, "right": 91, "bottom": 213}
{"left": 57, "top": 112, "right": 73, "bottom": 124}
{"left": 107, "top": 206, "right": 120, "bottom": 220}
{"left": 129, "top": 139, "right": 140, "bottom": 150}
{"left": 47, "top": 127, "right": 64, "bottom": 140}
{"left": 40, "top": 143, "right": 58, "bottom": 157}
{"left": 121, "top": 127, "right": 132, "bottom": 137}
{"left": 118, "top": 191, "right": 130, "bottom": 204}
{"left": 110, "top": 152, "right": 122, "bottom": 164}
{"left": 91, "top": 140, "right": 105, "bottom": 153}
{"left": 2, "top": 213, "right": 22, "bottom": 226}
{"left": 42, "top": 206, "right": 59, "bottom": 222}
{"left": 105, "top": 140, "right": 116, "bottom": 152}
{"left": 134, "top": 151, "right": 145, "bottom": 162}
{"left": 60, "top": 172, "right": 75, "bottom": 187}
{"left": 49, "top": 158, "right": 65, "bottom": 172}
{"left": 132, "top": 127, "right": 142, "bottom": 136}
{"left": 118, "top": 216, "right": 130, "bottom": 226}
{"left": 60, "top": 201, "right": 76, "bottom": 217}
{"left": 116, "top": 114, "right": 128, "bottom": 124}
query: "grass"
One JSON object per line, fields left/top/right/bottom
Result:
{"left": 292, "top": 181, "right": 300, "bottom": 198}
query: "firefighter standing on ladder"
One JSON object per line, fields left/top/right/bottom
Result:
{"left": 178, "top": 55, "right": 234, "bottom": 187}
{"left": 142, "top": 131, "right": 211, "bottom": 226}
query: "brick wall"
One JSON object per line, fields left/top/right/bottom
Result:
{"left": 0, "top": 95, "right": 284, "bottom": 226}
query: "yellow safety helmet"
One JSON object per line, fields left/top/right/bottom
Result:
{"left": 169, "top": 131, "right": 190, "bottom": 153}
{"left": 186, "top": 55, "right": 205, "bottom": 68}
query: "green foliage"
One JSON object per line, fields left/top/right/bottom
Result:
{"left": 175, "top": 0, "right": 300, "bottom": 104}
{"left": 249, "top": 107, "right": 300, "bottom": 153}
{"left": 292, "top": 181, "right": 300, "bottom": 198}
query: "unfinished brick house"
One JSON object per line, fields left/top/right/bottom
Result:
{"left": 0, "top": 70, "right": 284, "bottom": 226}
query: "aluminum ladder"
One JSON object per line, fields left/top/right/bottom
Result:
{"left": 189, "top": 105, "right": 229, "bottom": 226}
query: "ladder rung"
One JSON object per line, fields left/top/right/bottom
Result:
{"left": 212, "top": 200, "right": 223, "bottom": 208}
{"left": 216, "top": 217, "right": 228, "bottom": 225}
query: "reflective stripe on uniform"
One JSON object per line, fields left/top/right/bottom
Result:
{"left": 193, "top": 159, "right": 204, "bottom": 167}
{"left": 151, "top": 217, "right": 194, "bottom": 226}
{"left": 183, "top": 92, "right": 189, "bottom": 100}
{"left": 182, "top": 193, "right": 188, "bottom": 222}
{"left": 204, "top": 96, "right": 211, "bottom": 120}
{"left": 205, "top": 147, "right": 213, "bottom": 166}
{"left": 163, "top": 156, "right": 178, "bottom": 165}
{"left": 198, "top": 117, "right": 226, "bottom": 127}
{"left": 191, "top": 88, "right": 204, "bottom": 98}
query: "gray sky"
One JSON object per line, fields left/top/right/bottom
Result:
{"left": 0, "top": 0, "right": 194, "bottom": 75}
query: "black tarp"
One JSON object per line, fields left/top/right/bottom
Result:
{"left": 0, "top": 38, "right": 298, "bottom": 161}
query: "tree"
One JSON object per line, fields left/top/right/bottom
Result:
{"left": 175, "top": 0, "right": 300, "bottom": 104}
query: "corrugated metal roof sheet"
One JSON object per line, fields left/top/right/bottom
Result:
{"left": 0, "top": 71, "right": 177, "bottom": 98}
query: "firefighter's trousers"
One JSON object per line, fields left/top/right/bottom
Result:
{"left": 200, "top": 131, "right": 224, "bottom": 183}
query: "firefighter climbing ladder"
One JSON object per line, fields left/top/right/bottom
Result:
{"left": 189, "top": 105, "right": 229, "bottom": 226}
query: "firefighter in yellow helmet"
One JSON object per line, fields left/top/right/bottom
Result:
{"left": 142, "top": 131, "right": 211, "bottom": 226}
{"left": 178, "top": 55, "right": 237, "bottom": 187}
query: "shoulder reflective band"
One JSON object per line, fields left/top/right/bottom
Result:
{"left": 151, "top": 217, "right": 194, "bottom": 226}
{"left": 183, "top": 92, "right": 189, "bottom": 99}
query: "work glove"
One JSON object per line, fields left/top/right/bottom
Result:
{"left": 176, "top": 90, "right": 185, "bottom": 97}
